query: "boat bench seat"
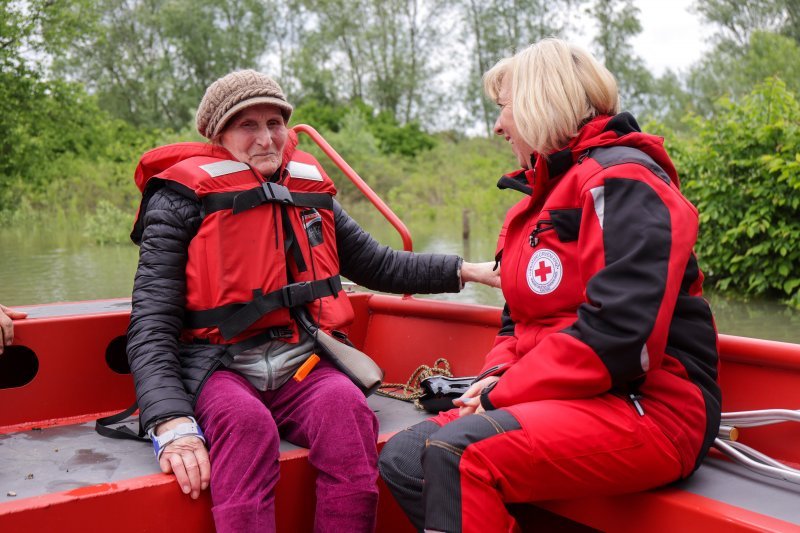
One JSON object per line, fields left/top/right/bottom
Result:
{"left": 0, "top": 394, "right": 428, "bottom": 501}
{"left": 2, "top": 395, "right": 799, "bottom": 531}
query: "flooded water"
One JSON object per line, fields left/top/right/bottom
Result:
{"left": 2, "top": 207, "right": 799, "bottom": 344}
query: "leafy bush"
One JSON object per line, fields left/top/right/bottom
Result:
{"left": 291, "top": 99, "right": 435, "bottom": 158}
{"left": 678, "top": 79, "right": 800, "bottom": 307}
{"left": 83, "top": 200, "right": 133, "bottom": 245}
{"left": 387, "top": 136, "right": 518, "bottom": 231}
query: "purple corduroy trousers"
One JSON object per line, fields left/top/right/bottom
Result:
{"left": 194, "top": 361, "right": 379, "bottom": 532}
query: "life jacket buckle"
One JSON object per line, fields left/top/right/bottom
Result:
{"left": 262, "top": 182, "right": 294, "bottom": 205}
{"left": 281, "top": 281, "right": 314, "bottom": 308}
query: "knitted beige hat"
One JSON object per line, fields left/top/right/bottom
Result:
{"left": 196, "top": 70, "right": 293, "bottom": 139}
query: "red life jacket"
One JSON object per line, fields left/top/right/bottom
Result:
{"left": 132, "top": 131, "right": 354, "bottom": 345}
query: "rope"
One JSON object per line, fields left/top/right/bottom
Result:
{"left": 376, "top": 358, "right": 453, "bottom": 410}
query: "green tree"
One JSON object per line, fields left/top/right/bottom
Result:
{"left": 687, "top": 31, "right": 800, "bottom": 116}
{"left": 677, "top": 79, "right": 800, "bottom": 307}
{"left": 456, "top": 0, "right": 585, "bottom": 136}
{"left": 292, "top": 0, "right": 446, "bottom": 125}
{"left": 589, "top": 0, "right": 653, "bottom": 113}
{"left": 292, "top": 98, "right": 435, "bottom": 158}
{"left": 47, "top": 0, "right": 274, "bottom": 130}
{"left": 693, "top": 0, "right": 798, "bottom": 46}
{"left": 639, "top": 70, "right": 697, "bottom": 131}
{"left": 0, "top": 0, "right": 138, "bottom": 212}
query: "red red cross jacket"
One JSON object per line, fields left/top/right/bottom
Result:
{"left": 481, "top": 113, "right": 721, "bottom": 476}
{"left": 132, "top": 131, "right": 353, "bottom": 345}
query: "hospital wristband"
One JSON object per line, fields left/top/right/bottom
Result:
{"left": 147, "top": 417, "right": 206, "bottom": 461}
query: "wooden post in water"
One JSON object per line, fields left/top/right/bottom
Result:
{"left": 462, "top": 209, "right": 471, "bottom": 258}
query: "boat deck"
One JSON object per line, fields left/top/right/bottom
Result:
{"left": 0, "top": 395, "right": 429, "bottom": 502}
{"left": 2, "top": 395, "right": 799, "bottom": 531}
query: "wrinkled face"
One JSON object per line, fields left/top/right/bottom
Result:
{"left": 493, "top": 78, "right": 534, "bottom": 169}
{"left": 220, "top": 104, "right": 288, "bottom": 177}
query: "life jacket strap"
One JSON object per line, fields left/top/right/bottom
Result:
{"left": 280, "top": 203, "right": 308, "bottom": 272}
{"left": 183, "top": 276, "right": 343, "bottom": 341}
{"left": 95, "top": 401, "right": 148, "bottom": 442}
{"left": 225, "top": 326, "right": 295, "bottom": 356}
{"left": 202, "top": 183, "right": 333, "bottom": 216}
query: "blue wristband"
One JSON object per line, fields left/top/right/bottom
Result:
{"left": 147, "top": 417, "right": 206, "bottom": 460}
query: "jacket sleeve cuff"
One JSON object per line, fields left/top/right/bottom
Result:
{"left": 480, "top": 381, "right": 498, "bottom": 411}
{"left": 456, "top": 257, "right": 465, "bottom": 289}
{"left": 473, "top": 363, "right": 509, "bottom": 383}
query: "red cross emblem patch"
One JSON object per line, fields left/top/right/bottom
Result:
{"left": 526, "top": 249, "right": 563, "bottom": 295}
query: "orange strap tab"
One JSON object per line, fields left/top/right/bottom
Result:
{"left": 293, "top": 353, "right": 321, "bottom": 382}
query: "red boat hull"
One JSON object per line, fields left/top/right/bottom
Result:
{"left": 1, "top": 293, "right": 799, "bottom": 531}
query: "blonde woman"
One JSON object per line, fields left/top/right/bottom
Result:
{"left": 379, "top": 38, "right": 720, "bottom": 532}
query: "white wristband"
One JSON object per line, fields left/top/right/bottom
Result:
{"left": 147, "top": 417, "right": 206, "bottom": 461}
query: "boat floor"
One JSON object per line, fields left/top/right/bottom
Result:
{"left": 0, "top": 395, "right": 428, "bottom": 502}
{"left": 2, "top": 395, "right": 799, "bottom": 527}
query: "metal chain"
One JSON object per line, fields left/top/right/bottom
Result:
{"left": 376, "top": 358, "right": 453, "bottom": 410}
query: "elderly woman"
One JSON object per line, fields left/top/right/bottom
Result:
{"left": 379, "top": 38, "right": 721, "bottom": 532}
{"left": 127, "top": 70, "right": 497, "bottom": 532}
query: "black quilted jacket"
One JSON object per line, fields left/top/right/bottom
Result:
{"left": 127, "top": 186, "right": 463, "bottom": 430}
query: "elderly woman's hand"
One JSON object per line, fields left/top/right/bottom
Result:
{"left": 0, "top": 304, "right": 27, "bottom": 355}
{"left": 156, "top": 417, "right": 211, "bottom": 499}
{"left": 460, "top": 261, "right": 501, "bottom": 288}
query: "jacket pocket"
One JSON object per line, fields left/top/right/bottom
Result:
{"left": 549, "top": 208, "right": 582, "bottom": 242}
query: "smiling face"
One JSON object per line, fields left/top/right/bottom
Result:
{"left": 493, "top": 78, "right": 534, "bottom": 169}
{"left": 219, "top": 104, "right": 288, "bottom": 177}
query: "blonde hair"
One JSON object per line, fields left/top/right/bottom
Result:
{"left": 484, "top": 38, "right": 619, "bottom": 156}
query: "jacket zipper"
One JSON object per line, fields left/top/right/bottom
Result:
{"left": 628, "top": 393, "right": 645, "bottom": 416}
{"left": 266, "top": 350, "right": 275, "bottom": 390}
{"left": 529, "top": 220, "right": 555, "bottom": 247}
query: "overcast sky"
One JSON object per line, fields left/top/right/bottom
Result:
{"left": 632, "top": 0, "right": 711, "bottom": 75}
{"left": 571, "top": 0, "right": 711, "bottom": 76}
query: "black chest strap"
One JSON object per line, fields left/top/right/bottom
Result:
{"left": 202, "top": 182, "right": 333, "bottom": 216}
{"left": 184, "top": 276, "right": 342, "bottom": 341}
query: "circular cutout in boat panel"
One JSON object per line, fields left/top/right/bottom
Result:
{"left": 105, "top": 335, "right": 130, "bottom": 374}
{"left": 0, "top": 346, "right": 39, "bottom": 389}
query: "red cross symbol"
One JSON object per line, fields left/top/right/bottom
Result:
{"left": 534, "top": 261, "right": 552, "bottom": 282}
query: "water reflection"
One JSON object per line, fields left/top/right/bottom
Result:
{"left": 705, "top": 291, "right": 800, "bottom": 343}
{"left": 0, "top": 226, "right": 138, "bottom": 306}
{"left": 1, "top": 210, "right": 799, "bottom": 344}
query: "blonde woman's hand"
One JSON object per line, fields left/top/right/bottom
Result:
{"left": 453, "top": 376, "right": 500, "bottom": 417}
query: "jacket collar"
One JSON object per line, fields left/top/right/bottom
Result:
{"left": 496, "top": 112, "right": 680, "bottom": 199}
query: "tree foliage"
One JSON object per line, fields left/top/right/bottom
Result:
{"left": 589, "top": 0, "right": 653, "bottom": 113}
{"left": 693, "top": 0, "right": 800, "bottom": 46}
{"left": 0, "top": 0, "right": 149, "bottom": 212}
{"left": 47, "top": 0, "right": 274, "bottom": 130}
{"left": 387, "top": 135, "right": 518, "bottom": 226}
{"left": 292, "top": 98, "right": 436, "bottom": 158}
{"left": 456, "top": 0, "right": 585, "bottom": 135}
{"left": 4, "top": 0, "right": 800, "bottom": 310}
{"left": 688, "top": 31, "right": 800, "bottom": 116}
{"left": 285, "top": 0, "right": 447, "bottom": 125}
{"left": 678, "top": 79, "right": 800, "bottom": 306}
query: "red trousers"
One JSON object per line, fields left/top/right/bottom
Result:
{"left": 379, "top": 393, "right": 683, "bottom": 532}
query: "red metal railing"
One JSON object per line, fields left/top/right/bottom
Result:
{"left": 292, "top": 124, "right": 413, "bottom": 253}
